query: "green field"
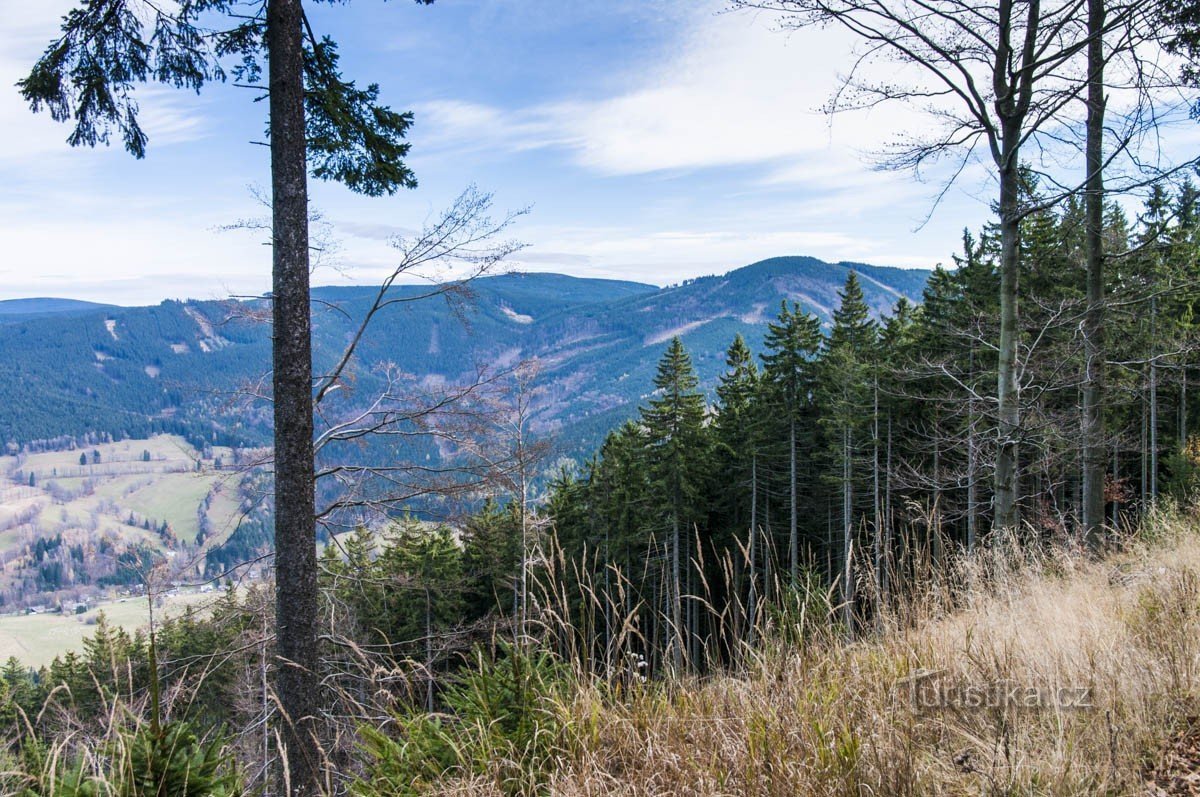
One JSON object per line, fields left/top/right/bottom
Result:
{"left": 0, "top": 434, "right": 253, "bottom": 611}
{"left": 0, "top": 435, "right": 245, "bottom": 546}
{"left": 0, "top": 590, "right": 220, "bottom": 667}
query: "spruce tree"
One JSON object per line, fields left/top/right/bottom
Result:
{"left": 640, "top": 337, "right": 710, "bottom": 670}
{"left": 760, "top": 301, "right": 822, "bottom": 582}
{"left": 715, "top": 335, "right": 761, "bottom": 536}
{"left": 460, "top": 498, "right": 521, "bottom": 621}
{"left": 821, "top": 273, "right": 877, "bottom": 631}
{"left": 715, "top": 335, "right": 764, "bottom": 636}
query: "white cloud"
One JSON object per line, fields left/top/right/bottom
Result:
{"left": 417, "top": 5, "right": 925, "bottom": 185}
{"left": 0, "top": 0, "right": 975, "bottom": 304}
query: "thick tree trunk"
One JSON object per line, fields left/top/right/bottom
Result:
{"left": 994, "top": 136, "right": 1022, "bottom": 532}
{"left": 268, "top": 0, "right": 320, "bottom": 793}
{"left": 1081, "top": 0, "right": 1107, "bottom": 547}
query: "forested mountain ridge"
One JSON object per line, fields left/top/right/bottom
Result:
{"left": 0, "top": 298, "right": 116, "bottom": 320}
{"left": 0, "top": 256, "right": 930, "bottom": 457}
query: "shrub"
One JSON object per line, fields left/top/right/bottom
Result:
{"left": 9, "top": 721, "right": 240, "bottom": 797}
{"left": 354, "top": 642, "right": 572, "bottom": 797}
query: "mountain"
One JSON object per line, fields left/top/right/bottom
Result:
{"left": 0, "top": 298, "right": 116, "bottom": 322}
{"left": 0, "top": 256, "right": 931, "bottom": 458}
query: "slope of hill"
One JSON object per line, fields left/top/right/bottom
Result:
{"left": 430, "top": 509, "right": 1200, "bottom": 795}
{"left": 0, "top": 257, "right": 931, "bottom": 458}
{"left": 0, "top": 434, "right": 255, "bottom": 610}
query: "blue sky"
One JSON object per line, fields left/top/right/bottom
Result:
{"left": 0, "top": 0, "right": 1098, "bottom": 304}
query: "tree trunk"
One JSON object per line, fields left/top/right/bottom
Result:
{"left": 1081, "top": 0, "right": 1107, "bottom": 547}
{"left": 883, "top": 411, "right": 892, "bottom": 604}
{"left": 967, "top": 349, "right": 979, "bottom": 550}
{"left": 1180, "top": 367, "right": 1188, "bottom": 450}
{"left": 1142, "top": 385, "right": 1149, "bottom": 501}
{"left": 748, "top": 453, "right": 758, "bottom": 645}
{"left": 842, "top": 426, "right": 854, "bottom": 633}
{"left": 932, "top": 420, "right": 942, "bottom": 563}
{"left": 268, "top": 1, "right": 320, "bottom": 793}
{"left": 1112, "top": 441, "right": 1120, "bottom": 528}
{"left": 671, "top": 513, "right": 682, "bottom": 672}
{"left": 789, "top": 417, "right": 798, "bottom": 582}
{"left": 872, "top": 374, "right": 881, "bottom": 614}
{"left": 994, "top": 134, "right": 1022, "bottom": 532}
{"left": 764, "top": 492, "right": 773, "bottom": 603}
{"left": 1151, "top": 296, "right": 1159, "bottom": 500}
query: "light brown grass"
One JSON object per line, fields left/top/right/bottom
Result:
{"left": 449, "top": 506, "right": 1200, "bottom": 796}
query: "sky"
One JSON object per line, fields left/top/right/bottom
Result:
{"left": 0, "top": 0, "right": 1191, "bottom": 305}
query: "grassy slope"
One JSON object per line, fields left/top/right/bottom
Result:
{"left": 0, "top": 434, "right": 247, "bottom": 599}
{"left": 0, "top": 590, "right": 216, "bottom": 667}
{"left": 463, "top": 509, "right": 1200, "bottom": 795}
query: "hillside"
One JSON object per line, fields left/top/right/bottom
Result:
{"left": 0, "top": 256, "right": 930, "bottom": 458}
{"left": 0, "top": 434, "right": 262, "bottom": 610}
{"left": 436, "top": 509, "right": 1200, "bottom": 795}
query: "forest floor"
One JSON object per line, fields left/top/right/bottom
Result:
{"left": 456, "top": 507, "right": 1200, "bottom": 796}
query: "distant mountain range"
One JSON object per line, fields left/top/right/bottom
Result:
{"left": 0, "top": 298, "right": 115, "bottom": 321}
{"left": 0, "top": 256, "right": 931, "bottom": 458}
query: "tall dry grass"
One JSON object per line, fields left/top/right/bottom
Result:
{"left": 443, "top": 505, "right": 1200, "bottom": 796}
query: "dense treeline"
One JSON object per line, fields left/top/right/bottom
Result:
{"left": 0, "top": 302, "right": 266, "bottom": 449}
{"left": 545, "top": 178, "right": 1200, "bottom": 671}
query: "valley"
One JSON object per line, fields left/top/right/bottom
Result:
{"left": 0, "top": 257, "right": 932, "bottom": 663}
{"left": 0, "top": 587, "right": 218, "bottom": 668}
{"left": 0, "top": 434, "right": 263, "bottom": 613}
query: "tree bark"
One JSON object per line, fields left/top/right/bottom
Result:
{"left": 994, "top": 125, "right": 1022, "bottom": 532}
{"left": 268, "top": 1, "right": 320, "bottom": 793}
{"left": 1081, "top": 0, "right": 1107, "bottom": 547}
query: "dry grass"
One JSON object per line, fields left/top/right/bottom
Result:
{"left": 447, "top": 506, "right": 1200, "bottom": 796}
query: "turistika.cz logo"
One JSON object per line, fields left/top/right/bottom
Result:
{"left": 899, "top": 669, "right": 1094, "bottom": 711}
